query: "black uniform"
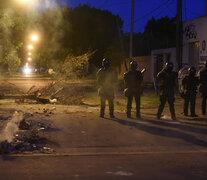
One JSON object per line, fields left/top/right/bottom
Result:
{"left": 182, "top": 74, "right": 199, "bottom": 116}
{"left": 124, "top": 70, "right": 143, "bottom": 118}
{"left": 199, "top": 67, "right": 207, "bottom": 115}
{"left": 97, "top": 67, "right": 117, "bottom": 118}
{"left": 157, "top": 67, "right": 177, "bottom": 120}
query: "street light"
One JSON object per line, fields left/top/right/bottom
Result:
{"left": 28, "top": 52, "right": 32, "bottom": 56}
{"left": 28, "top": 57, "right": 31, "bottom": 61}
{"left": 28, "top": 45, "right": 33, "bottom": 50}
{"left": 31, "top": 34, "right": 39, "bottom": 42}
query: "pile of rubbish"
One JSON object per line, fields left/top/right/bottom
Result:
{"left": 0, "top": 81, "right": 95, "bottom": 105}
{"left": 0, "top": 111, "right": 55, "bottom": 154}
{"left": 38, "top": 82, "right": 87, "bottom": 105}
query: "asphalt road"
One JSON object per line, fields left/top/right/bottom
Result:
{"left": 1, "top": 109, "right": 207, "bottom": 180}
{"left": 1, "top": 74, "right": 207, "bottom": 179}
{"left": 6, "top": 73, "right": 53, "bottom": 93}
{"left": 1, "top": 152, "right": 207, "bottom": 180}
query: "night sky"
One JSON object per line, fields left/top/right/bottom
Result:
{"left": 64, "top": 0, "right": 205, "bottom": 32}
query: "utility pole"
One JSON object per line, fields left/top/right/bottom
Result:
{"left": 129, "top": 0, "right": 135, "bottom": 58}
{"left": 176, "top": 0, "right": 182, "bottom": 69}
{"left": 116, "top": 18, "right": 128, "bottom": 71}
{"left": 205, "top": 0, "right": 207, "bottom": 15}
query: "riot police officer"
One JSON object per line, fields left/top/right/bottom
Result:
{"left": 157, "top": 62, "right": 177, "bottom": 120}
{"left": 97, "top": 58, "right": 117, "bottom": 118}
{"left": 124, "top": 61, "right": 144, "bottom": 119}
{"left": 182, "top": 67, "right": 199, "bottom": 117}
{"left": 199, "top": 60, "right": 207, "bottom": 115}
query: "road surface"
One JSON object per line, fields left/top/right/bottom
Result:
{"left": 0, "top": 74, "right": 207, "bottom": 179}
{"left": 6, "top": 73, "right": 53, "bottom": 93}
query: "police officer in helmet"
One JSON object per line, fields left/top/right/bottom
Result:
{"left": 157, "top": 62, "right": 177, "bottom": 120}
{"left": 97, "top": 58, "right": 117, "bottom": 118}
{"left": 182, "top": 67, "right": 199, "bottom": 117}
{"left": 199, "top": 60, "right": 207, "bottom": 115}
{"left": 124, "top": 60, "right": 144, "bottom": 119}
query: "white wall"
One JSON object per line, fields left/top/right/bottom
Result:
{"left": 151, "top": 48, "right": 177, "bottom": 74}
{"left": 183, "top": 16, "right": 207, "bottom": 65}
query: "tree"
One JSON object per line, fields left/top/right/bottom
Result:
{"left": 62, "top": 5, "right": 123, "bottom": 67}
{"left": 0, "top": 7, "right": 26, "bottom": 74}
{"left": 34, "top": 5, "right": 124, "bottom": 70}
{"left": 131, "top": 16, "right": 176, "bottom": 57}
{"left": 144, "top": 16, "right": 176, "bottom": 49}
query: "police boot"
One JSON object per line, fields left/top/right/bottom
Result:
{"left": 171, "top": 110, "right": 176, "bottom": 120}
{"left": 190, "top": 107, "right": 197, "bottom": 117}
{"left": 184, "top": 108, "right": 188, "bottom": 116}
{"left": 157, "top": 108, "right": 162, "bottom": 119}
{"left": 171, "top": 114, "right": 177, "bottom": 120}
{"left": 190, "top": 110, "right": 198, "bottom": 117}
{"left": 100, "top": 108, "right": 105, "bottom": 118}
{"left": 202, "top": 107, "right": 206, "bottom": 115}
{"left": 110, "top": 109, "right": 115, "bottom": 118}
{"left": 136, "top": 106, "right": 141, "bottom": 119}
{"left": 136, "top": 112, "right": 141, "bottom": 119}
{"left": 127, "top": 108, "right": 131, "bottom": 118}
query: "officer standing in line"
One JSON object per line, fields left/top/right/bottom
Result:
{"left": 182, "top": 67, "right": 199, "bottom": 117}
{"left": 124, "top": 61, "right": 145, "bottom": 119}
{"left": 199, "top": 60, "right": 207, "bottom": 115}
{"left": 157, "top": 62, "right": 177, "bottom": 120}
{"left": 97, "top": 58, "right": 117, "bottom": 118}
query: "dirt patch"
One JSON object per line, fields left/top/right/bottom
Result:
{"left": 0, "top": 81, "right": 24, "bottom": 96}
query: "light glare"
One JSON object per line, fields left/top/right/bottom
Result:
{"left": 31, "top": 34, "right": 38, "bottom": 41}
{"left": 28, "top": 45, "right": 33, "bottom": 50}
{"left": 18, "top": 0, "right": 29, "bottom": 4}
{"left": 23, "top": 67, "right": 32, "bottom": 74}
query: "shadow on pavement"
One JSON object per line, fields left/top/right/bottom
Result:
{"left": 104, "top": 117, "right": 207, "bottom": 148}
{"left": 139, "top": 118, "right": 207, "bottom": 135}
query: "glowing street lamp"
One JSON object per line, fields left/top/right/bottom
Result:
{"left": 31, "top": 34, "right": 39, "bottom": 42}
{"left": 28, "top": 57, "right": 31, "bottom": 61}
{"left": 28, "top": 45, "right": 33, "bottom": 50}
{"left": 28, "top": 52, "right": 32, "bottom": 56}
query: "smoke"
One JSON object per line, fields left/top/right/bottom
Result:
{"left": 33, "top": 0, "right": 67, "bottom": 11}
{"left": 0, "top": 111, "right": 23, "bottom": 142}
{"left": 29, "top": 0, "right": 72, "bottom": 69}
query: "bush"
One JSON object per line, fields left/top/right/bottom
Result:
{"left": 57, "top": 52, "right": 94, "bottom": 79}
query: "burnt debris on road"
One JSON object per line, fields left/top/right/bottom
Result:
{"left": 0, "top": 111, "right": 56, "bottom": 154}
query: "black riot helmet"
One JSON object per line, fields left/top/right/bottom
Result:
{"left": 165, "top": 62, "right": 174, "bottom": 72}
{"left": 102, "top": 58, "right": 111, "bottom": 69}
{"left": 188, "top": 66, "right": 196, "bottom": 77}
{"left": 130, "top": 60, "right": 138, "bottom": 71}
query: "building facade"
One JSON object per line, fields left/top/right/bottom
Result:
{"left": 183, "top": 16, "right": 207, "bottom": 67}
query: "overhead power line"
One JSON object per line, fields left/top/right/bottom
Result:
{"left": 131, "top": 0, "right": 173, "bottom": 25}
{"left": 154, "top": 0, "right": 175, "bottom": 19}
{"left": 133, "top": 0, "right": 175, "bottom": 32}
